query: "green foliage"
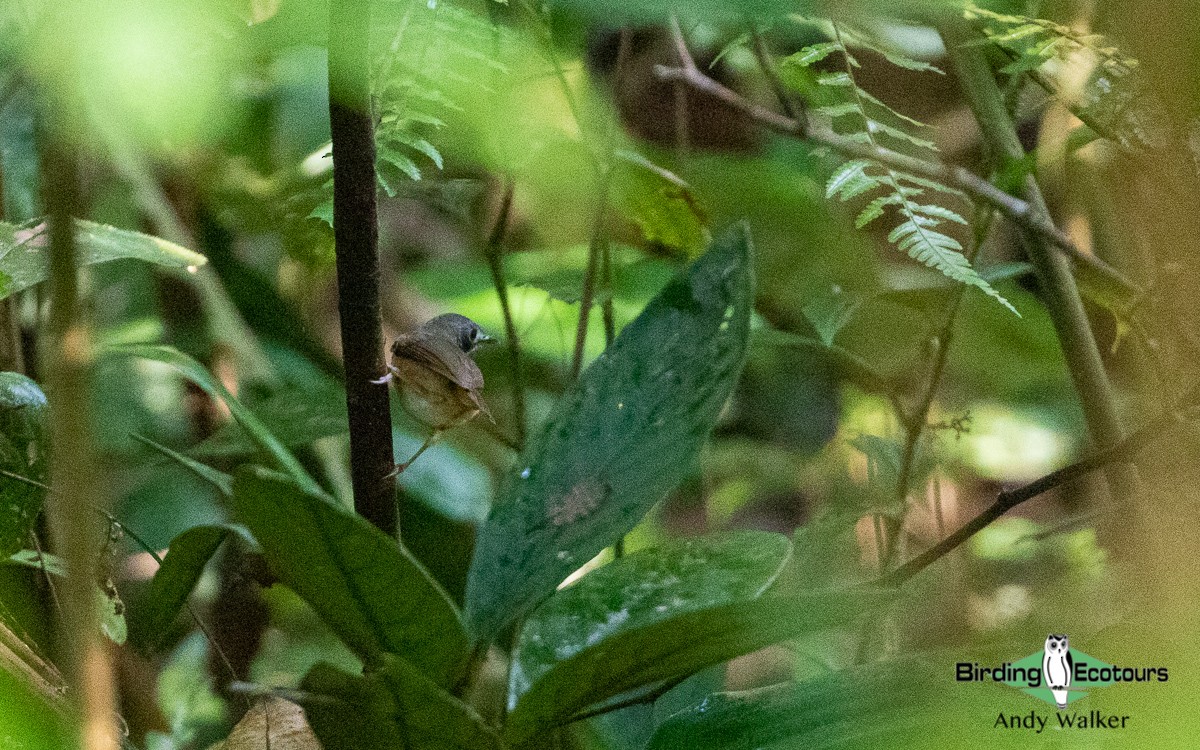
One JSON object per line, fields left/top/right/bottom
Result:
{"left": 0, "top": 373, "right": 47, "bottom": 557}
{"left": 231, "top": 467, "right": 469, "bottom": 685}
{"left": 128, "top": 525, "right": 229, "bottom": 653}
{"left": 301, "top": 656, "right": 501, "bottom": 750}
{"left": 465, "top": 225, "right": 754, "bottom": 643}
{"left": 784, "top": 26, "right": 1017, "bottom": 315}
{"left": 647, "top": 659, "right": 952, "bottom": 750}
{"left": 109, "top": 345, "right": 320, "bottom": 494}
{"left": 963, "top": 3, "right": 1137, "bottom": 78}
{"left": 0, "top": 219, "right": 207, "bottom": 300}
{"left": 504, "top": 532, "right": 883, "bottom": 745}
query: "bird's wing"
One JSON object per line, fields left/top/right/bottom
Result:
{"left": 393, "top": 333, "right": 485, "bottom": 390}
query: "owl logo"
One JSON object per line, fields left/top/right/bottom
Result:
{"left": 1042, "top": 634, "right": 1073, "bottom": 709}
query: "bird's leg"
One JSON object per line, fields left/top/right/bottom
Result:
{"left": 392, "top": 431, "right": 442, "bottom": 476}
{"left": 370, "top": 369, "right": 394, "bottom": 385}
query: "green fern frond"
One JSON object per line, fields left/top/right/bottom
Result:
{"left": 867, "top": 120, "right": 939, "bottom": 151}
{"left": 826, "top": 160, "right": 880, "bottom": 200}
{"left": 785, "top": 41, "right": 845, "bottom": 67}
{"left": 794, "top": 21, "right": 1018, "bottom": 314}
{"left": 890, "top": 217, "right": 1020, "bottom": 315}
{"left": 907, "top": 202, "right": 967, "bottom": 224}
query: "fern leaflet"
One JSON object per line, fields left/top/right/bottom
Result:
{"left": 786, "top": 21, "right": 1018, "bottom": 314}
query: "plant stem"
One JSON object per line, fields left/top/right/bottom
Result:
{"left": 942, "top": 24, "right": 1138, "bottom": 504}
{"left": 41, "top": 126, "right": 118, "bottom": 750}
{"left": 653, "top": 59, "right": 1140, "bottom": 300}
{"left": 483, "top": 180, "right": 526, "bottom": 449}
{"left": 328, "top": 0, "right": 397, "bottom": 537}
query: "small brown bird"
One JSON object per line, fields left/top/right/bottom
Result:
{"left": 375, "top": 313, "right": 493, "bottom": 473}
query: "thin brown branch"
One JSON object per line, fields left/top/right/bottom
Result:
{"left": 328, "top": 0, "right": 397, "bottom": 536}
{"left": 879, "top": 404, "right": 1184, "bottom": 587}
{"left": 652, "top": 58, "right": 1140, "bottom": 301}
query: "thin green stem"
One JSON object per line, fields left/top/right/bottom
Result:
{"left": 483, "top": 180, "right": 526, "bottom": 449}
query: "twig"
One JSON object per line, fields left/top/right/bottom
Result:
{"left": 483, "top": 180, "right": 526, "bottom": 449}
{"left": 668, "top": 18, "right": 692, "bottom": 156}
{"left": 880, "top": 404, "right": 1184, "bottom": 587}
{"left": 942, "top": 24, "right": 1138, "bottom": 506}
{"left": 328, "top": 0, "right": 397, "bottom": 537}
{"left": 652, "top": 56, "right": 1141, "bottom": 301}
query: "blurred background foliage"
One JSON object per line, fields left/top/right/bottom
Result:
{"left": 1, "top": 0, "right": 1200, "bottom": 747}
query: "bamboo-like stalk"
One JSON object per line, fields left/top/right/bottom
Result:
{"left": 41, "top": 131, "right": 117, "bottom": 750}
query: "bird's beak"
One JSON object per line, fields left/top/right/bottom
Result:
{"left": 478, "top": 332, "right": 497, "bottom": 345}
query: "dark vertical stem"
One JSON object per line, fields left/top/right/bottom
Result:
{"left": 42, "top": 130, "right": 117, "bottom": 748}
{"left": 328, "top": 0, "right": 397, "bottom": 536}
{"left": 942, "top": 24, "right": 1137, "bottom": 503}
{"left": 483, "top": 181, "right": 526, "bottom": 449}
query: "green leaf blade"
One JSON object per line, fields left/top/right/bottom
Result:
{"left": 128, "top": 525, "right": 229, "bottom": 653}
{"left": 231, "top": 467, "right": 469, "bottom": 685}
{"left": 504, "top": 531, "right": 793, "bottom": 743}
{"left": 464, "top": 224, "right": 755, "bottom": 644}
{"left": 0, "top": 373, "right": 48, "bottom": 557}
{"left": 0, "top": 220, "right": 207, "bottom": 300}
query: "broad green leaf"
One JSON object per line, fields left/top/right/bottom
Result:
{"left": 0, "top": 373, "right": 48, "bottom": 557}
{"left": 611, "top": 151, "right": 710, "bottom": 257}
{"left": 300, "top": 662, "right": 404, "bottom": 750}
{"left": 0, "top": 85, "right": 39, "bottom": 223}
{"left": 376, "top": 655, "right": 502, "bottom": 750}
{"left": 109, "top": 345, "right": 320, "bottom": 495}
{"left": 6, "top": 550, "right": 67, "bottom": 577}
{"left": 505, "top": 531, "right": 792, "bottom": 744}
{"left": 128, "top": 525, "right": 229, "bottom": 653}
{"left": 506, "top": 587, "right": 883, "bottom": 746}
{"left": 647, "top": 660, "right": 951, "bottom": 750}
{"left": 301, "top": 657, "right": 501, "bottom": 750}
{"left": 464, "top": 224, "right": 755, "bottom": 643}
{"left": 231, "top": 467, "right": 469, "bottom": 685}
{"left": 0, "top": 219, "right": 207, "bottom": 299}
